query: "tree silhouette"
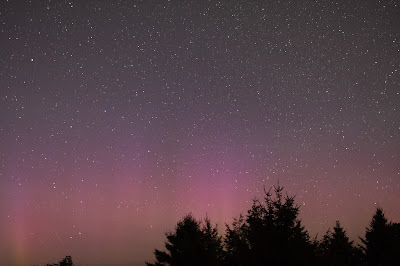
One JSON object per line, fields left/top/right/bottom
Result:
{"left": 58, "top": 256, "right": 73, "bottom": 266}
{"left": 146, "top": 186, "right": 400, "bottom": 266}
{"left": 45, "top": 255, "right": 73, "bottom": 266}
{"left": 360, "top": 208, "right": 400, "bottom": 265}
{"left": 224, "top": 184, "right": 316, "bottom": 265}
{"left": 146, "top": 214, "right": 224, "bottom": 266}
{"left": 319, "top": 221, "right": 361, "bottom": 265}
{"left": 388, "top": 222, "right": 400, "bottom": 264}
{"left": 224, "top": 214, "right": 250, "bottom": 266}
{"left": 202, "top": 216, "right": 225, "bottom": 264}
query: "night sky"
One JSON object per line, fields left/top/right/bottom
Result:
{"left": 1, "top": 0, "right": 399, "bottom": 265}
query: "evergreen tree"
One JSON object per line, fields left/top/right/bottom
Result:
{"left": 146, "top": 188, "right": 399, "bottom": 266}
{"left": 224, "top": 184, "right": 316, "bottom": 265}
{"left": 224, "top": 214, "right": 250, "bottom": 266}
{"left": 387, "top": 222, "right": 400, "bottom": 264}
{"left": 320, "top": 221, "right": 360, "bottom": 265}
{"left": 45, "top": 256, "right": 73, "bottom": 266}
{"left": 146, "top": 214, "right": 224, "bottom": 266}
{"left": 58, "top": 256, "right": 73, "bottom": 266}
{"left": 202, "top": 216, "right": 225, "bottom": 264}
{"left": 360, "top": 208, "right": 393, "bottom": 265}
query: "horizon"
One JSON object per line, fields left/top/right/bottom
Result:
{"left": 19, "top": 195, "right": 399, "bottom": 266}
{"left": 1, "top": 0, "right": 399, "bottom": 265}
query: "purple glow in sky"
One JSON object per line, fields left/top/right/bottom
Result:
{"left": 1, "top": 1, "right": 399, "bottom": 265}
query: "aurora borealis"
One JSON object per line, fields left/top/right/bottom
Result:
{"left": 1, "top": 1, "right": 399, "bottom": 265}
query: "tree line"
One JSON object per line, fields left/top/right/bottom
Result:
{"left": 35, "top": 255, "right": 73, "bottom": 266}
{"left": 147, "top": 184, "right": 400, "bottom": 266}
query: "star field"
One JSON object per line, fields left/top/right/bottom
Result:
{"left": 0, "top": 1, "right": 399, "bottom": 265}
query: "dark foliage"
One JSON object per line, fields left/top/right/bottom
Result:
{"left": 44, "top": 255, "right": 73, "bottom": 266}
{"left": 224, "top": 184, "right": 316, "bottom": 265}
{"left": 224, "top": 214, "right": 249, "bottom": 266}
{"left": 36, "top": 187, "right": 400, "bottom": 266}
{"left": 146, "top": 214, "right": 224, "bottom": 266}
{"left": 319, "top": 221, "right": 362, "bottom": 265}
{"left": 360, "top": 208, "right": 400, "bottom": 265}
{"left": 147, "top": 185, "right": 400, "bottom": 266}
{"left": 59, "top": 256, "right": 73, "bottom": 266}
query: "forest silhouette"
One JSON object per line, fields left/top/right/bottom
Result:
{"left": 40, "top": 185, "right": 399, "bottom": 266}
{"left": 40, "top": 255, "right": 73, "bottom": 266}
{"left": 146, "top": 184, "right": 400, "bottom": 266}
